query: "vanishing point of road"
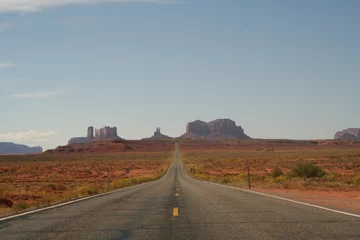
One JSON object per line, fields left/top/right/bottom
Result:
{"left": 1, "top": 143, "right": 359, "bottom": 239}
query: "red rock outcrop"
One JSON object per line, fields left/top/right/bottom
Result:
{"left": 142, "top": 127, "right": 172, "bottom": 140}
{"left": 186, "top": 120, "right": 211, "bottom": 136}
{"left": 68, "top": 126, "right": 123, "bottom": 144}
{"left": 334, "top": 128, "right": 360, "bottom": 140}
{"left": 87, "top": 126, "right": 94, "bottom": 141}
{"left": 181, "top": 119, "right": 250, "bottom": 140}
{"left": 95, "top": 126, "right": 119, "bottom": 141}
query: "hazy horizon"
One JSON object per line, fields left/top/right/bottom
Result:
{"left": 1, "top": 0, "right": 359, "bottom": 150}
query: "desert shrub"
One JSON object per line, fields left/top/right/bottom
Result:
{"left": 193, "top": 173, "right": 210, "bottom": 181}
{"left": 13, "top": 202, "right": 30, "bottom": 211}
{"left": 131, "top": 178, "right": 139, "bottom": 184}
{"left": 324, "top": 172, "right": 337, "bottom": 182}
{"left": 264, "top": 176, "right": 276, "bottom": 184}
{"left": 110, "top": 179, "right": 130, "bottom": 189}
{"left": 0, "top": 198, "right": 13, "bottom": 208}
{"left": 251, "top": 175, "right": 265, "bottom": 182}
{"left": 270, "top": 167, "right": 283, "bottom": 178}
{"left": 236, "top": 173, "right": 248, "bottom": 181}
{"left": 229, "top": 174, "right": 247, "bottom": 184}
{"left": 275, "top": 175, "right": 288, "bottom": 184}
{"left": 109, "top": 175, "right": 160, "bottom": 190}
{"left": 34, "top": 198, "right": 53, "bottom": 208}
{"left": 344, "top": 176, "right": 354, "bottom": 185}
{"left": 220, "top": 177, "right": 230, "bottom": 184}
{"left": 41, "top": 183, "right": 62, "bottom": 192}
{"left": 289, "top": 163, "right": 326, "bottom": 178}
{"left": 353, "top": 174, "right": 360, "bottom": 186}
{"left": 190, "top": 168, "right": 197, "bottom": 174}
{"left": 124, "top": 145, "right": 133, "bottom": 150}
{"left": 76, "top": 186, "right": 100, "bottom": 196}
{"left": 325, "top": 182, "right": 342, "bottom": 189}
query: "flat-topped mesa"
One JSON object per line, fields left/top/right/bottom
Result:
{"left": 68, "top": 137, "right": 87, "bottom": 144}
{"left": 182, "top": 119, "right": 250, "bottom": 140}
{"left": 95, "top": 126, "right": 120, "bottom": 141}
{"left": 335, "top": 128, "right": 360, "bottom": 140}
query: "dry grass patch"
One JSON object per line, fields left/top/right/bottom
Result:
{"left": 181, "top": 147, "right": 360, "bottom": 191}
{"left": 0, "top": 151, "right": 172, "bottom": 217}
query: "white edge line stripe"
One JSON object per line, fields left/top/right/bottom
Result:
{"left": 207, "top": 182, "right": 360, "bottom": 218}
{"left": 0, "top": 152, "right": 176, "bottom": 222}
{"left": 178, "top": 152, "right": 360, "bottom": 219}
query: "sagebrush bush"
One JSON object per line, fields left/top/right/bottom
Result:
{"left": 289, "top": 163, "right": 326, "bottom": 178}
{"left": 76, "top": 186, "right": 101, "bottom": 196}
{"left": 13, "top": 202, "right": 30, "bottom": 211}
{"left": 270, "top": 167, "right": 284, "bottom": 178}
{"left": 324, "top": 172, "right": 337, "bottom": 182}
{"left": 221, "top": 177, "right": 230, "bottom": 184}
{"left": 275, "top": 175, "right": 288, "bottom": 184}
{"left": 353, "top": 175, "right": 360, "bottom": 186}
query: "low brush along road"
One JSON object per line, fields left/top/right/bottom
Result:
{"left": 1, "top": 143, "right": 359, "bottom": 239}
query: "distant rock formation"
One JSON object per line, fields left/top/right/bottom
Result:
{"left": 68, "top": 137, "right": 88, "bottom": 144}
{"left": 181, "top": 119, "right": 250, "bottom": 140}
{"left": 0, "top": 142, "right": 43, "bottom": 154}
{"left": 87, "top": 126, "right": 94, "bottom": 141}
{"left": 142, "top": 127, "right": 172, "bottom": 140}
{"left": 68, "top": 126, "right": 123, "bottom": 144}
{"left": 95, "top": 126, "right": 119, "bottom": 141}
{"left": 334, "top": 128, "right": 360, "bottom": 140}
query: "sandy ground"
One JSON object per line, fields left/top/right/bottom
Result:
{"left": 255, "top": 188, "right": 360, "bottom": 215}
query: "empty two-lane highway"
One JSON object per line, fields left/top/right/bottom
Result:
{"left": 1, "top": 143, "right": 359, "bottom": 239}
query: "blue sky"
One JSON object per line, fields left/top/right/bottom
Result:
{"left": 0, "top": 0, "right": 359, "bottom": 150}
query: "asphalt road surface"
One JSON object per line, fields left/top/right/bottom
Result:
{"left": 1, "top": 143, "right": 359, "bottom": 240}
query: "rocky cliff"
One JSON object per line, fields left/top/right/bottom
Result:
{"left": 95, "top": 126, "right": 120, "bottom": 141}
{"left": 181, "top": 119, "right": 250, "bottom": 140}
{"left": 0, "top": 142, "right": 43, "bottom": 154}
{"left": 68, "top": 126, "right": 123, "bottom": 144}
{"left": 87, "top": 126, "right": 94, "bottom": 141}
{"left": 142, "top": 127, "right": 172, "bottom": 140}
{"left": 334, "top": 128, "right": 360, "bottom": 140}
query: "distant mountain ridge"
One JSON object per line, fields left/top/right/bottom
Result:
{"left": 0, "top": 142, "right": 43, "bottom": 154}
{"left": 181, "top": 119, "right": 250, "bottom": 140}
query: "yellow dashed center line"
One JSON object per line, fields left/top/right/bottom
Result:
{"left": 173, "top": 207, "right": 179, "bottom": 217}
{"left": 175, "top": 193, "right": 179, "bottom": 197}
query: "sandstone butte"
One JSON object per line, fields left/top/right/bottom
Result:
{"left": 334, "top": 128, "right": 360, "bottom": 140}
{"left": 68, "top": 126, "right": 122, "bottom": 144}
{"left": 180, "top": 119, "right": 250, "bottom": 140}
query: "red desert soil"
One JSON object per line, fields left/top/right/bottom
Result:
{"left": 45, "top": 140, "right": 175, "bottom": 153}
{"left": 255, "top": 188, "right": 360, "bottom": 214}
{"left": 179, "top": 139, "right": 360, "bottom": 151}
{"left": 179, "top": 139, "right": 360, "bottom": 214}
{"left": 0, "top": 141, "right": 174, "bottom": 216}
